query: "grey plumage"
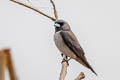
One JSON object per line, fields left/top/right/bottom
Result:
{"left": 54, "top": 20, "right": 97, "bottom": 75}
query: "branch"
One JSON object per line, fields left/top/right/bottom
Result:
{"left": 10, "top": 0, "right": 56, "bottom": 21}
{"left": 59, "top": 57, "right": 85, "bottom": 80}
{"left": 59, "top": 60, "right": 68, "bottom": 80}
{"left": 50, "top": 0, "right": 58, "bottom": 19}
{"left": 75, "top": 72, "right": 85, "bottom": 80}
{"left": 0, "top": 50, "right": 7, "bottom": 80}
{"left": 5, "top": 49, "right": 18, "bottom": 80}
{"left": 0, "top": 49, "right": 17, "bottom": 80}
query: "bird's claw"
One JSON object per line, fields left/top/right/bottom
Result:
{"left": 61, "top": 53, "right": 63, "bottom": 57}
{"left": 61, "top": 58, "right": 69, "bottom": 66}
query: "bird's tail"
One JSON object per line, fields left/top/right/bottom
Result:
{"left": 75, "top": 58, "right": 98, "bottom": 76}
{"left": 86, "top": 63, "right": 98, "bottom": 76}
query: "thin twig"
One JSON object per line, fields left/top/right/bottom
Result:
{"left": 59, "top": 57, "right": 68, "bottom": 80}
{"left": 75, "top": 72, "right": 85, "bottom": 80}
{"left": 10, "top": 0, "right": 56, "bottom": 21}
{"left": 50, "top": 0, "right": 58, "bottom": 19}
{"left": 26, "top": 0, "right": 36, "bottom": 8}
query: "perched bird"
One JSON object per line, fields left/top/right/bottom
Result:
{"left": 54, "top": 20, "right": 97, "bottom": 75}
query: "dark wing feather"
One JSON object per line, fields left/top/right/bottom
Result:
{"left": 60, "top": 31, "right": 97, "bottom": 75}
{"left": 60, "top": 31, "right": 85, "bottom": 58}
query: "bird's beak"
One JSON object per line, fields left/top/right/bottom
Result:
{"left": 54, "top": 23, "right": 60, "bottom": 28}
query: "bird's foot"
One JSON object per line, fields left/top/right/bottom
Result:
{"left": 61, "top": 57, "right": 71, "bottom": 66}
{"left": 68, "top": 57, "right": 72, "bottom": 61}
{"left": 61, "top": 58, "right": 69, "bottom": 66}
{"left": 61, "top": 53, "right": 63, "bottom": 57}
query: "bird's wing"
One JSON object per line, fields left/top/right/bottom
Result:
{"left": 60, "top": 31, "right": 85, "bottom": 58}
{"left": 60, "top": 31, "right": 97, "bottom": 75}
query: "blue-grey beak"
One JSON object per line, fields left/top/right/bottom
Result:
{"left": 54, "top": 23, "right": 61, "bottom": 28}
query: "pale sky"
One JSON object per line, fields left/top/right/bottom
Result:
{"left": 0, "top": 0, "right": 120, "bottom": 80}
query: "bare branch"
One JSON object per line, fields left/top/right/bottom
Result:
{"left": 59, "top": 61, "right": 68, "bottom": 80}
{"left": 59, "top": 56, "right": 85, "bottom": 80}
{"left": 50, "top": 0, "right": 58, "bottom": 19}
{"left": 75, "top": 72, "right": 85, "bottom": 80}
{"left": 0, "top": 49, "right": 18, "bottom": 80}
{"left": 0, "top": 50, "right": 7, "bottom": 80}
{"left": 10, "top": 0, "right": 56, "bottom": 21}
{"left": 59, "top": 56, "right": 68, "bottom": 80}
{"left": 5, "top": 49, "right": 18, "bottom": 80}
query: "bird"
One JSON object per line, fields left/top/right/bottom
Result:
{"left": 54, "top": 19, "right": 97, "bottom": 75}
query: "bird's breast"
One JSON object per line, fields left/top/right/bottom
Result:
{"left": 54, "top": 31, "right": 77, "bottom": 58}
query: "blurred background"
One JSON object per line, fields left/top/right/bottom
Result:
{"left": 0, "top": 0, "right": 120, "bottom": 80}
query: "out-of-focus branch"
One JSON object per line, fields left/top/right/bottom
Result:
{"left": 0, "top": 49, "right": 17, "bottom": 80}
{"left": 5, "top": 49, "right": 18, "bottom": 80}
{"left": 0, "top": 50, "right": 7, "bottom": 80}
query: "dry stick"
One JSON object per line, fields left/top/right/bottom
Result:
{"left": 75, "top": 72, "right": 85, "bottom": 80}
{"left": 0, "top": 49, "right": 17, "bottom": 80}
{"left": 59, "top": 60, "right": 68, "bottom": 80}
{"left": 5, "top": 49, "right": 17, "bottom": 80}
{"left": 10, "top": 0, "right": 56, "bottom": 21}
{"left": 59, "top": 56, "right": 85, "bottom": 80}
{"left": 59, "top": 61, "right": 85, "bottom": 80}
{"left": 59, "top": 62, "right": 85, "bottom": 80}
{"left": 50, "top": 0, "right": 58, "bottom": 19}
{"left": 0, "top": 51, "right": 7, "bottom": 80}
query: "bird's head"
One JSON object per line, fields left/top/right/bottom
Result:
{"left": 54, "top": 20, "right": 70, "bottom": 32}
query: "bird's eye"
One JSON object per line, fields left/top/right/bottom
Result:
{"left": 54, "top": 23, "right": 61, "bottom": 28}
